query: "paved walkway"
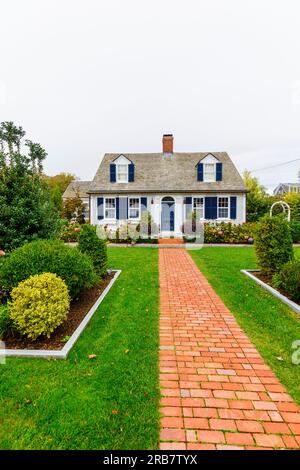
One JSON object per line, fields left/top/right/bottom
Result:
{"left": 159, "top": 249, "right": 300, "bottom": 450}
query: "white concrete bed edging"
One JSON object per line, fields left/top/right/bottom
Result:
{"left": 241, "top": 269, "right": 300, "bottom": 316}
{"left": 0, "top": 270, "right": 122, "bottom": 359}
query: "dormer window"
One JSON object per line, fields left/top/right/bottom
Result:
{"left": 204, "top": 163, "right": 215, "bottom": 182}
{"left": 110, "top": 154, "right": 135, "bottom": 183}
{"left": 197, "top": 154, "right": 222, "bottom": 182}
{"left": 117, "top": 164, "right": 128, "bottom": 183}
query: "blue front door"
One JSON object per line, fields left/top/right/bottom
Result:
{"left": 161, "top": 198, "right": 175, "bottom": 232}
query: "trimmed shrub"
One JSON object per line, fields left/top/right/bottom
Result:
{"left": 78, "top": 224, "right": 107, "bottom": 277}
{"left": 0, "top": 305, "right": 11, "bottom": 339}
{"left": 290, "top": 220, "right": 300, "bottom": 243}
{"left": 273, "top": 260, "right": 300, "bottom": 303}
{"left": 0, "top": 240, "right": 98, "bottom": 299}
{"left": 9, "top": 273, "right": 70, "bottom": 340}
{"left": 254, "top": 215, "right": 294, "bottom": 276}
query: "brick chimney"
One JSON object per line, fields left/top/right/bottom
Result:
{"left": 162, "top": 134, "right": 174, "bottom": 154}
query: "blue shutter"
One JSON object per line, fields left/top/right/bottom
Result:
{"left": 110, "top": 164, "right": 116, "bottom": 182}
{"left": 230, "top": 196, "right": 237, "bottom": 219}
{"left": 197, "top": 163, "right": 204, "bottom": 181}
{"left": 205, "top": 197, "right": 218, "bottom": 219}
{"left": 116, "top": 197, "right": 119, "bottom": 219}
{"left": 97, "top": 197, "right": 104, "bottom": 220}
{"left": 185, "top": 196, "right": 192, "bottom": 217}
{"left": 128, "top": 163, "right": 135, "bottom": 182}
{"left": 119, "top": 197, "right": 128, "bottom": 219}
{"left": 216, "top": 163, "right": 222, "bottom": 181}
{"left": 141, "top": 197, "right": 147, "bottom": 213}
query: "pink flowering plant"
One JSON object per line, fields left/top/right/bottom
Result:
{"left": 204, "top": 222, "right": 256, "bottom": 244}
{"left": 59, "top": 221, "right": 82, "bottom": 242}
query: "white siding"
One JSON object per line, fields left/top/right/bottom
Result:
{"left": 90, "top": 193, "right": 247, "bottom": 234}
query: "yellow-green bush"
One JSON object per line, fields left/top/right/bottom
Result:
{"left": 9, "top": 273, "right": 70, "bottom": 340}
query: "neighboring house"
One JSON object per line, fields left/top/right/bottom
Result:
{"left": 63, "top": 134, "right": 247, "bottom": 237}
{"left": 62, "top": 180, "right": 91, "bottom": 221}
{"left": 273, "top": 182, "right": 300, "bottom": 196}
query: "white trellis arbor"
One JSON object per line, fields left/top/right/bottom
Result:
{"left": 270, "top": 200, "right": 291, "bottom": 221}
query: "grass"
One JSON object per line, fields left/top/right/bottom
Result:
{"left": 189, "top": 247, "right": 300, "bottom": 406}
{"left": 0, "top": 248, "right": 160, "bottom": 450}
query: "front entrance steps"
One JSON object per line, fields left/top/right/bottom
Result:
{"left": 159, "top": 238, "right": 184, "bottom": 245}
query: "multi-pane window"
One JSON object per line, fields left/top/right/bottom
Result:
{"left": 128, "top": 198, "right": 140, "bottom": 219}
{"left": 204, "top": 163, "right": 215, "bottom": 182}
{"left": 193, "top": 197, "right": 204, "bottom": 219}
{"left": 117, "top": 164, "right": 128, "bottom": 183}
{"left": 218, "top": 197, "right": 229, "bottom": 218}
{"left": 105, "top": 198, "right": 116, "bottom": 219}
{"left": 83, "top": 202, "right": 89, "bottom": 221}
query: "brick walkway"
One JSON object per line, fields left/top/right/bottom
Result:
{"left": 159, "top": 249, "right": 300, "bottom": 450}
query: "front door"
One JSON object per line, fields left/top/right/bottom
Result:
{"left": 161, "top": 197, "right": 175, "bottom": 232}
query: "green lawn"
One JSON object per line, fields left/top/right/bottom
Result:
{"left": 0, "top": 248, "right": 160, "bottom": 450}
{"left": 189, "top": 247, "right": 300, "bottom": 406}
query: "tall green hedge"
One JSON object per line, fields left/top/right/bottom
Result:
{"left": 254, "top": 215, "right": 294, "bottom": 276}
{"left": 78, "top": 225, "right": 107, "bottom": 277}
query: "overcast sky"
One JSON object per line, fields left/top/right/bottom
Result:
{"left": 1, "top": 0, "right": 300, "bottom": 192}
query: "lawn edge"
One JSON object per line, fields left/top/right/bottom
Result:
{"left": 241, "top": 269, "right": 300, "bottom": 316}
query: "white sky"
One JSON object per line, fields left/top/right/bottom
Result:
{"left": 1, "top": 0, "right": 300, "bottom": 192}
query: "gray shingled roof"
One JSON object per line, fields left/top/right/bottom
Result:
{"left": 62, "top": 181, "right": 91, "bottom": 198}
{"left": 86, "top": 152, "right": 247, "bottom": 194}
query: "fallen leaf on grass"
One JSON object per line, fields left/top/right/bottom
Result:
{"left": 88, "top": 354, "right": 97, "bottom": 360}
{"left": 124, "top": 349, "right": 129, "bottom": 354}
{"left": 25, "top": 399, "right": 32, "bottom": 405}
{"left": 276, "top": 356, "right": 284, "bottom": 361}
{"left": 112, "top": 409, "right": 118, "bottom": 415}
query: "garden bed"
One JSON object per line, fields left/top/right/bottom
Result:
{"left": 0, "top": 270, "right": 121, "bottom": 358}
{"left": 241, "top": 269, "right": 300, "bottom": 316}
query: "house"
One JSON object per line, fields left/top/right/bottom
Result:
{"left": 62, "top": 180, "right": 91, "bottom": 221}
{"left": 63, "top": 134, "right": 247, "bottom": 237}
{"left": 273, "top": 182, "right": 300, "bottom": 196}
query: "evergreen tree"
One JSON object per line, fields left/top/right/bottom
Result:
{"left": 0, "top": 121, "right": 60, "bottom": 251}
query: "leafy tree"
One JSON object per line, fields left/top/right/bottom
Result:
{"left": 43, "top": 172, "right": 76, "bottom": 193}
{"left": 0, "top": 121, "right": 60, "bottom": 251}
{"left": 42, "top": 173, "right": 76, "bottom": 216}
{"left": 51, "top": 185, "right": 63, "bottom": 213}
{"left": 284, "top": 192, "right": 300, "bottom": 221}
{"left": 244, "top": 170, "right": 270, "bottom": 222}
{"left": 62, "top": 191, "right": 86, "bottom": 224}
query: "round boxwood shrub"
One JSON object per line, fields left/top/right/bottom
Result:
{"left": 0, "top": 240, "right": 98, "bottom": 299}
{"left": 78, "top": 224, "right": 107, "bottom": 277}
{"left": 9, "top": 273, "right": 70, "bottom": 340}
{"left": 254, "top": 215, "right": 294, "bottom": 276}
{"left": 273, "top": 259, "right": 300, "bottom": 303}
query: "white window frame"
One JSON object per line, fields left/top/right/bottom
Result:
{"left": 193, "top": 197, "right": 205, "bottom": 220}
{"left": 217, "top": 196, "right": 230, "bottom": 219}
{"left": 104, "top": 197, "right": 116, "bottom": 220}
{"left": 116, "top": 164, "right": 128, "bottom": 183}
{"left": 128, "top": 197, "right": 140, "bottom": 220}
{"left": 204, "top": 163, "right": 216, "bottom": 182}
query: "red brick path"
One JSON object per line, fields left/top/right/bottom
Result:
{"left": 159, "top": 249, "right": 300, "bottom": 450}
